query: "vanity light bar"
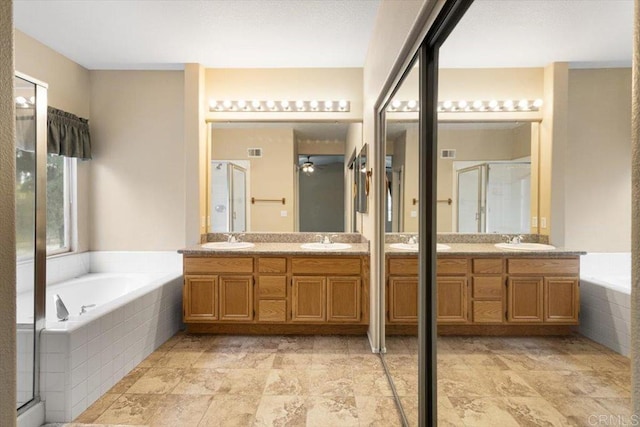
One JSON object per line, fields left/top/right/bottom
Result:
{"left": 209, "top": 99, "right": 350, "bottom": 113}
{"left": 387, "top": 99, "right": 543, "bottom": 113}
{"left": 15, "top": 96, "right": 35, "bottom": 108}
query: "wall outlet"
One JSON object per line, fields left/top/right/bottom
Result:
{"left": 541, "top": 217, "right": 547, "bottom": 228}
{"left": 280, "top": 210, "right": 288, "bottom": 217}
{"left": 531, "top": 216, "right": 538, "bottom": 227}
{"left": 410, "top": 210, "right": 417, "bottom": 218}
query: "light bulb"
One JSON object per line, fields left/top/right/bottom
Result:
{"left": 488, "top": 100, "right": 498, "bottom": 109}
{"left": 281, "top": 100, "right": 290, "bottom": 110}
{"left": 518, "top": 99, "right": 529, "bottom": 109}
{"left": 296, "top": 100, "right": 305, "bottom": 110}
{"left": 223, "top": 100, "right": 232, "bottom": 109}
{"left": 504, "top": 99, "right": 514, "bottom": 109}
{"left": 443, "top": 100, "right": 453, "bottom": 109}
{"left": 472, "top": 100, "right": 483, "bottom": 109}
{"left": 533, "top": 99, "right": 543, "bottom": 108}
{"left": 308, "top": 165, "right": 314, "bottom": 172}
{"left": 29, "top": 96, "right": 35, "bottom": 104}
{"left": 209, "top": 100, "right": 218, "bottom": 110}
{"left": 407, "top": 100, "right": 417, "bottom": 110}
{"left": 325, "top": 100, "right": 333, "bottom": 110}
{"left": 266, "top": 100, "right": 276, "bottom": 109}
{"left": 16, "top": 96, "right": 26, "bottom": 104}
{"left": 237, "top": 100, "right": 247, "bottom": 109}
{"left": 457, "top": 100, "right": 467, "bottom": 109}
{"left": 391, "top": 100, "right": 401, "bottom": 110}
{"left": 252, "top": 100, "right": 261, "bottom": 110}
{"left": 310, "top": 100, "right": 319, "bottom": 109}
{"left": 338, "top": 99, "right": 348, "bottom": 108}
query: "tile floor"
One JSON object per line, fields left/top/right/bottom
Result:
{"left": 65, "top": 332, "right": 630, "bottom": 426}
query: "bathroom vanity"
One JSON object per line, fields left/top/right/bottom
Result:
{"left": 386, "top": 242, "right": 585, "bottom": 335}
{"left": 179, "top": 234, "right": 370, "bottom": 334}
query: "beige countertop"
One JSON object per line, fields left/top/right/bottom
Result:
{"left": 385, "top": 243, "right": 585, "bottom": 257}
{"left": 179, "top": 242, "right": 370, "bottom": 256}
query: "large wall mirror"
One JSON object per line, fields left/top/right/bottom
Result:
{"left": 209, "top": 122, "right": 363, "bottom": 233}
{"left": 387, "top": 120, "right": 540, "bottom": 234}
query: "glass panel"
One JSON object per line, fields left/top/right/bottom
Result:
{"left": 211, "top": 162, "right": 231, "bottom": 232}
{"left": 231, "top": 165, "right": 247, "bottom": 232}
{"left": 15, "top": 76, "right": 36, "bottom": 409}
{"left": 486, "top": 162, "right": 531, "bottom": 234}
{"left": 457, "top": 167, "right": 481, "bottom": 232}
{"left": 46, "top": 154, "right": 69, "bottom": 253}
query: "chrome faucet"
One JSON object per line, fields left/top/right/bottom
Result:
{"left": 79, "top": 304, "right": 96, "bottom": 315}
{"left": 54, "top": 294, "right": 69, "bottom": 321}
{"left": 503, "top": 234, "right": 524, "bottom": 244}
{"left": 225, "top": 233, "right": 245, "bottom": 243}
{"left": 315, "top": 234, "right": 337, "bottom": 244}
{"left": 407, "top": 235, "right": 418, "bottom": 245}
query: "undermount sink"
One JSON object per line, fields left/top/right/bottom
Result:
{"left": 389, "top": 243, "right": 451, "bottom": 251}
{"left": 201, "top": 241, "right": 255, "bottom": 250}
{"left": 300, "top": 242, "right": 352, "bottom": 251}
{"left": 494, "top": 242, "right": 556, "bottom": 251}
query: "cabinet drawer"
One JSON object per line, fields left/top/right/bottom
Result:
{"left": 258, "top": 300, "right": 287, "bottom": 322}
{"left": 291, "top": 258, "right": 361, "bottom": 275}
{"left": 473, "top": 258, "right": 503, "bottom": 274}
{"left": 507, "top": 258, "right": 579, "bottom": 275}
{"left": 472, "top": 277, "right": 504, "bottom": 298}
{"left": 388, "top": 258, "right": 417, "bottom": 276}
{"left": 473, "top": 301, "right": 503, "bottom": 323}
{"left": 258, "top": 257, "right": 287, "bottom": 273}
{"left": 185, "top": 257, "right": 253, "bottom": 274}
{"left": 258, "top": 276, "right": 287, "bottom": 298}
{"left": 437, "top": 258, "right": 468, "bottom": 275}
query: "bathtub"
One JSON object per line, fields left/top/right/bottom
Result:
{"left": 578, "top": 253, "right": 631, "bottom": 356}
{"left": 25, "top": 251, "right": 184, "bottom": 424}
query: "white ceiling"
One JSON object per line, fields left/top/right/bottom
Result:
{"left": 440, "top": 0, "right": 633, "bottom": 68}
{"left": 13, "top": 0, "right": 381, "bottom": 70}
{"left": 13, "top": 0, "right": 633, "bottom": 70}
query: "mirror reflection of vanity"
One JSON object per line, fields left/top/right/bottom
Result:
{"left": 208, "top": 122, "right": 364, "bottom": 233}
{"left": 386, "top": 120, "right": 539, "bottom": 235}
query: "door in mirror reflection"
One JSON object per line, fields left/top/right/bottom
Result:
{"left": 457, "top": 165, "right": 482, "bottom": 232}
{"left": 211, "top": 161, "right": 248, "bottom": 232}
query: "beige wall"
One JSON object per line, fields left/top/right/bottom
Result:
{"left": 1, "top": 1, "right": 16, "bottom": 424}
{"left": 345, "top": 123, "right": 363, "bottom": 232}
{"left": 15, "top": 30, "right": 92, "bottom": 252}
{"left": 89, "top": 71, "right": 186, "bottom": 250}
{"left": 205, "top": 68, "right": 363, "bottom": 122}
{"left": 211, "top": 128, "right": 295, "bottom": 231}
{"left": 565, "top": 68, "right": 632, "bottom": 251}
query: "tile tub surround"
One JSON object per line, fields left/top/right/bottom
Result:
{"left": 579, "top": 253, "right": 631, "bottom": 356}
{"left": 38, "top": 251, "right": 184, "bottom": 423}
{"left": 72, "top": 333, "right": 630, "bottom": 427}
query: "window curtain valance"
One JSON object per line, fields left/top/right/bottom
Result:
{"left": 47, "top": 106, "right": 92, "bottom": 160}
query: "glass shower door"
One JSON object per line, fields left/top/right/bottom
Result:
{"left": 456, "top": 165, "right": 483, "bottom": 232}
{"left": 15, "top": 74, "right": 47, "bottom": 412}
{"left": 230, "top": 164, "right": 247, "bottom": 232}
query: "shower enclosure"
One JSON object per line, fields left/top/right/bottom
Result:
{"left": 457, "top": 161, "right": 531, "bottom": 233}
{"left": 210, "top": 161, "right": 247, "bottom": 232}
{"left": 15, "top": 73, "right": 47, "bottom": 413}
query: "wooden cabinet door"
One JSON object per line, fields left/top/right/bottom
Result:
{"left": 507, "top": 277, "right": 543, "bottom": 322}
{"left": 184, "top": 275, "right": 218, "bottom": 321}
{"left": 544, "top": 277, "right": 579, "bottom": 323}
{"left": 388, "top": 277, "right": 418, "bottom": 323}
{"left": 327, "top": 277, "right": 361, "bottom": 323}
{"left": 437, "top": 277, "right": 468, "bottom": 323}
{"left": 292, "top": 276, "right": 326, "bottom": 322}
{"left": 219, "top": 275, "right": 254, "bottom": 321}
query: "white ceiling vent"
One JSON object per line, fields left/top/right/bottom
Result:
{"left": 440, "top": 149, "right": 456, "bottom": 159}
{"left": 247, "top": 148, "right": 263, "bottom": 158}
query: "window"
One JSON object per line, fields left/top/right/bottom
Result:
{"left": 46, "top": 154, "right": 73, "bottom": 255}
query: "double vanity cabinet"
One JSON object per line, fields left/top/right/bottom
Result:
{"left": 179, "top": 239, "right": 370, "bottom": 334}
{"left": 386, "top": 245, "right": 583, "bottom": 335}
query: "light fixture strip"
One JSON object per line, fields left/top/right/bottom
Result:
{"left": 386, "top": 99, "right": 543, "bottom": 113}
{"left": 208, "top": 99, "right": 350, "bottom": 113}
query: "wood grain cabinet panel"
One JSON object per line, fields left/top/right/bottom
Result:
{"left": 291, "top": 258, "right": 360, "bottom": 275}
{"left": 219, "top": 276, "right": 254, "bottom": 322}
{"left": 388, "top": 258, "right": 418, "bottom": 276}
{"left": 388, "top": 277, "right": 418, "bottom": 323}
{"left": 258, "top": 276, "right": 287, "bottom": 298}
{"left": 327, "top": 277, "right": 361, "bottom": 322}
{"left": 544, "top": 277, "right": 579, "bottom": 323}
{"left": 258, "top": 258, "right": 287, "bottom": 273}
{"left": 472, "top": 277, "right": 504, "bottom": 299}
{"left": 257, "top": 300, "right": 287, "bottom": 322}
{"left": 437, "top": 277, "right": 468, "bottom": 323}
{"left": 437, "top": 258, "right": 468, "bottom": 275}
{"left": 473, "top": 301, "right": 504, "bottom": 323}
{"left": 184, "top": 275, "right": 218, "bottom": 321}
{"left": 507, "top": 277, "right": 543, "bottom": 322}
{"left": 507, "top": 258, "right": 579, "bottom": 275}
{"left": 185, "top": 257, "right": 253, "bottom": 274}
{"left": 473, "top": 258, "right": 503, "bottom": 274}
{"left": 292, "top": 277, "right": 326, "bottom": 322}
